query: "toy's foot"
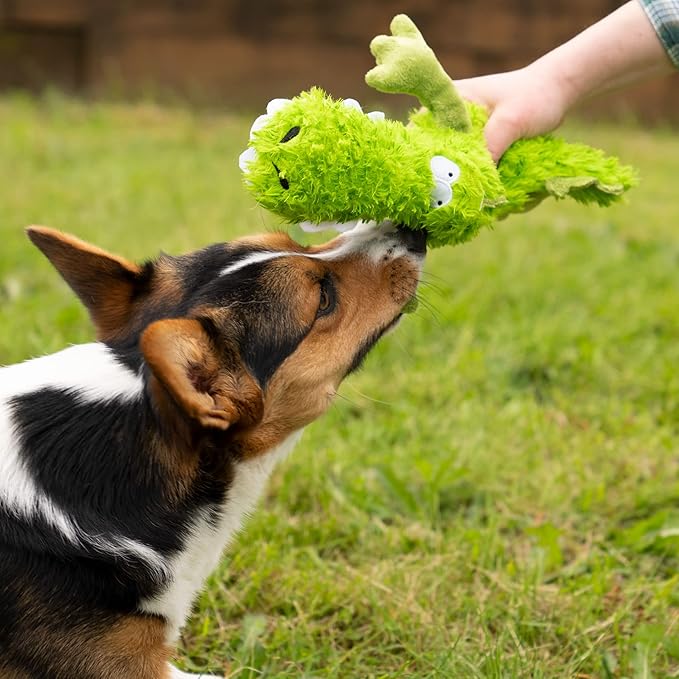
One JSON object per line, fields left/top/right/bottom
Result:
{"left": 366, "top": 15, "right": 435, "bottom": 97}
{"left": 366, "top": 14, "right": 470, "bottom": 131}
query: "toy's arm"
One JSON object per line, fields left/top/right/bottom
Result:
{"left": 366, "top": 15, "right": 471, "bottom": 132}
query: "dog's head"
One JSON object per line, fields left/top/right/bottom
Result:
{"left": 27, "top": 223, "right": 424, "bottom": 456}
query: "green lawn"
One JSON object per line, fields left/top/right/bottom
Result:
{"left": 1, "top": 93, "right": 678, "bottom": 678}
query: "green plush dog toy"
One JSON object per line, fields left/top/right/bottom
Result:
{"left": 239, "top": 14, "right": 636, "bottom": 248}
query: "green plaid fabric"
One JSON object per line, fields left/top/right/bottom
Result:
{"left": 639, "top": 0, "right": 679, "bottom": 67}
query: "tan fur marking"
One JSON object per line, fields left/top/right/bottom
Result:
{"left": 235, "top": 231, "right": 305, "bottom": 252}
{"left": 150, "top": 256, "right": 184, "bottom": 307}
{"left": 258, "top": 257, "right": 323, "bottom": 326}
{"left": 94, "top": 616, "right": 170, "bottom": 679}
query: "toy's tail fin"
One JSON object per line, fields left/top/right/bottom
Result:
{"left": 493, "top": 135, "right": 638, "bottom": 217}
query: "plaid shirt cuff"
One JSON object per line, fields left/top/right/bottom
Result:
{"left": 639, "top": 0, "right": 679, "bottom": 68}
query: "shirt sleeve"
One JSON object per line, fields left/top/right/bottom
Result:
{"left": 638, "top": 0, "right": 679, "bottom": 67}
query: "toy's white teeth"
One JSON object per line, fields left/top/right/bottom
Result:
{"left": 367, "top": 110, "right": 385, "bottom": 122}
{"left": 300, "top": 220, "right": 360, "bottom": 233}
{"left": 334, "top": 220, "right": 360, "bottom": 232}
{"left": 266, "top": 98, "right": 291, "bottom": 115}
{"left": 239, "top": 146, "right": 258, "bottom": 173}
{"left": 343, "top": 98, "right": 363, "bottom": 112}
{"left": 250, "top": 114, "right": 271, "bottom": 139}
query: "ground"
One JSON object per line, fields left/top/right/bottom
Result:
{"left": 0, "top": 93, "right": 677, "bottom": 678}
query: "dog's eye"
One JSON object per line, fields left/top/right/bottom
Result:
{"left": 317, "top": 277, "right": 336, "bottom": 317}
{"left": 280, "top": 126, "right": 300, "bottom": 143}
{"left": 319, "top": 289, "right": 330, "bottom": 311}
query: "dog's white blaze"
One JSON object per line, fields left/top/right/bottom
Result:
{"left": 0, "top": 343, "right": 142, "bottom": 403}
{"left": 219, "top": 250, "right": 289, "bottom": 278}
{"left": 219, "top": 221, "right": 408, "bottom": 278}
{"left": 0, "top": 342, "right": 166, "bottom": 576}
{"left": 141, "top": 431, "right": 303, "bottom": 641}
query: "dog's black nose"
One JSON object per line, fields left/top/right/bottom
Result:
{"left": 396, "top": 225, "right": 427, "bottom": 254}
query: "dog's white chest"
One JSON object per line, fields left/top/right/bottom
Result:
{"left": 140, "top": 431, "right": 301, "bottom": 640}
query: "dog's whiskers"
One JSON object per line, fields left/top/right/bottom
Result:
{"left": 340, "top": 383, "right": 395, "bottom": 407}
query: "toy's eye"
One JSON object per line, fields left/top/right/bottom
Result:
{"left": 280, "top": 126, "right": 300, "bottom": 143}
{"left": 317, "top": 276, "right": 336, "bottom": 317}
{"left": 431, "top": 180, "right": 453, "bottom": 208}
{"left": 430, "top": 155, "right": 461, "bottom": 183}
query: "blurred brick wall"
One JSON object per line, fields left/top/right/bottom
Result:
{"left": 0, "top": 0, "right": 677, "bottom": 122}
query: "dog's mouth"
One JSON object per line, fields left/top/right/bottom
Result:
{"left": 345, "top": 312, "right": 404, "bottom": 377}
{"left": 402, "top": 295, "right": 419, "bottom": 314}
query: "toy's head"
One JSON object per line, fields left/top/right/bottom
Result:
{"left": 239, "top": 89, "right": 503, "bottom": 247}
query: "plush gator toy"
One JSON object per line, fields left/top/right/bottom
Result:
{"left": 239, "top": 15, "right": 636, "bottom": 248}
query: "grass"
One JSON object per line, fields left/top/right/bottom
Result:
{"left": 1, "top": 92, "right": 678, "bottom": 678}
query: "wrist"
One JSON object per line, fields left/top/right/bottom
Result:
{"left": 527, "top": 53, "right": 583, "bottom": 111}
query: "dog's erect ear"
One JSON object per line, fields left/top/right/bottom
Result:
{"left": 141, "top": 318, "right": 263, "bottom": 431}
{"left": 27, "top": 226, "right": 145, "bottom": 339}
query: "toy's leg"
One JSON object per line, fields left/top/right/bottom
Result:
{"left": 365, "top": 14, "right": 470, "bottom": 132}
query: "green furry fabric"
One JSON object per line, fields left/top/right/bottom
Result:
{"left": 239, "top": 15, "right": 637, "bottom": 248}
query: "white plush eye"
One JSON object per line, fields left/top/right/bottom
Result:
{"left": 430, "top": 155, "right": 461, "bottom": 183}
{"left": 249, "top": 114, "right": 271, "bottom": 139}
{"left": 238, "top": 147, "right": 258, "bottom": 173}
{"left": 430, "top": 179, "right": 453, "bottom": 208}
{"left": 266, "top": 98, "right": 291, "bottom": 115}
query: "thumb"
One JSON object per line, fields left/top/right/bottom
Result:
{"left": 483, "top": 108, "right": 524, "bottom": 163}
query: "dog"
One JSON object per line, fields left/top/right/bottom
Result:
{"left": 0, "top": 221, "right": 425, "bottom": 678}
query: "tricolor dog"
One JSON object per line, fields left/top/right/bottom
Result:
{"left": 0, "top": 221, "right": 425, "bottom": 678}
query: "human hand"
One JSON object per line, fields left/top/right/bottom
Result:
{"left": 454, "top": 1, "right": 675, "bottom": 163}
{"left": 455, "top": 64, "right": 574, "bottom": 162}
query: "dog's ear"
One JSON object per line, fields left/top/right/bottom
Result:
{"left": 141, "top": 318, "right": 263, "bottom": 431}
{"left": 27, "top": 226, "right": 146, "bottom": 339}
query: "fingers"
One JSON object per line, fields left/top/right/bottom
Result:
{"left": 454, "top": 80, "right": 514, "bottom": 161}
{"left": 483, "top": 108, "right": 525, "bottom": 162}
{"left": 452, "top": 78, "right": 488, "bottom": 108}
